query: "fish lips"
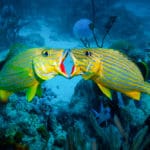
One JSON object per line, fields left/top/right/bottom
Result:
{"left": 70, "top": 65, "right": 84, "bottom": 77}
{"left": 59, "top": 50, "right": 68, "bottom": 77}
{"left": 69, "top": 52, "right": 84, "bottom": 78}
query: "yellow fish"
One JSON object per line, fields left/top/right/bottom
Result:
{"left": 0, "top": 47, "right": 68, "bottom": 102}
{"left": 70, "top": 48, "right": 150, "bottom": 100}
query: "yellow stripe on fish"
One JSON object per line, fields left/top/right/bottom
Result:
{"left": 70, "top": 48, "right": 150, "bottom": 100}
{"left": 0, "top": 47, "right": 68, "bottom": 102}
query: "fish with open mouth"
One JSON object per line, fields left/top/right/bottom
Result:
{"left": 0, "top": 47, "right": 68, "bottom": 102}
{"left": 70, "top": 48, "right": 150, "bottom": 100}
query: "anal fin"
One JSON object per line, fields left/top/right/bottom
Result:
{"left": 82, "top": 72, "right": 94, "bottom": 80}
{"left": 0, "top": 90, "right": 12, "bottom": 103}
{"left": 123, "top": 91, "right": 141, "bottom": 101}
{"left": 97, "top": 83, "right": 112, "bottom": 100}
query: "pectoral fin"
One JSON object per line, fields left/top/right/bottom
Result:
{"left": 97, "top": 83, "right": 112, "bottom": 100}
{"left": 82, "top": 72, "right": 94, "bottom": 80}
{"left": 0, "top": 90, "right": 12, "bottom": 103}
{"left": 123, "top": 91, "right": 141, "bottom": 101}
{"left": 26, "top": 83, "right": 39, "bottom": 102}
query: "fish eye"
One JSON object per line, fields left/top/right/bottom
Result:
{"left": 42, "top": 50, "right": 49, "bottom": 57}
{"left": 85, "top": 51, "right": 92, "bottom": 56}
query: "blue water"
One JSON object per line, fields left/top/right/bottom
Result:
{"left": 0, "top": 0, "right": 150, "bottom": 149}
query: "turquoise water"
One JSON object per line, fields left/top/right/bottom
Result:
{"left": 0, "top": 0, "right": 150, "bottom": 149}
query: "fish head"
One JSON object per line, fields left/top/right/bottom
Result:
{"left": 70, "top": 48, "right": 100, "bottom": 79}
{"left": 33, "top": 48, "right": 68, "bottom": 80}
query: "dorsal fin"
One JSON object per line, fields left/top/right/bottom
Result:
{"left": 0, "top": 50, "right": 9, "bottom": 70}
{"left": 6, "top": 43, "right": 29, "bottom": 60}
{"left": 0, "top": 43, "right": 30, "bottom": 71}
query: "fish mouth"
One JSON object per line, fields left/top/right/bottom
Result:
{"left": 70, "top": 65, "right": 84, "bottom": 77}
{"left": 70, "top": 52, "right": 83, "bottom": 78}
{"left": 59, "top": 49, "right": 68, "bottom": 77}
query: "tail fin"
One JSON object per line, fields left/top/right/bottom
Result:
{"left": 0, "top": 90, "right": 12, "bottom": 103}
{"left": 142, "top": 82, "right": 150, "bottom": 95}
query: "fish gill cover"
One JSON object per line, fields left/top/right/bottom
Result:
{"left": 0, "top": 0, "right": 150, "bottom": 149}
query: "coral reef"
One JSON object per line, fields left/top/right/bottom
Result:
{"left": 89, "top": 109, "right": 150, "bottom": 150}
{"left": 0, "top": 86, "right": 66, "bottom": 150}
{"left": 91, "top": 101, "right": 111, "bottom": 125}
{"left": 66, "top": 79, "right": 150, "bottom": 150}
{"left": 0, "top": 0, "right": 150, "bottom": 149}
{"left": 65, "top": 122, "right": 92, "bottom": 150}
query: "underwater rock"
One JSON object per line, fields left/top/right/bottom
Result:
{"left": 69, "top": 79, "right": 100, "bottom": 116}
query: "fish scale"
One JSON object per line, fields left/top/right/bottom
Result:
{"left": 102, "top": 60, "right": 143, "bottom": 81}
{"left": 0, "top": 47, "right": 67, "bottom": 102}
{"left": 94, "top": 50, "right": 142, "bottom": 78}
{"left": 70, "top": 48, "right": 150, "bottom": 100}
{"left": 80, "top": 49, "right": 143, "bottom": 80}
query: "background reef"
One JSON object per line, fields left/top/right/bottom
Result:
{"left": 0, "top": 0, "right": 150, "bottom": 149}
